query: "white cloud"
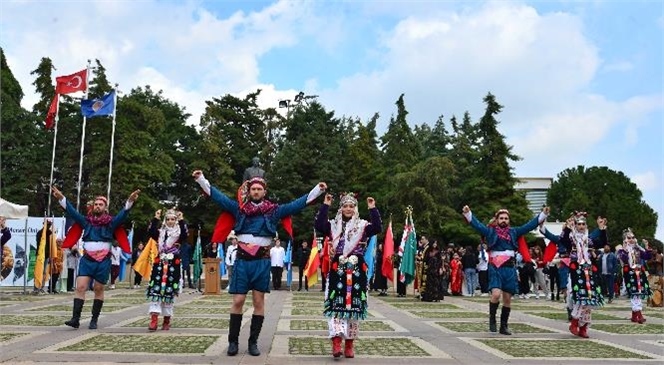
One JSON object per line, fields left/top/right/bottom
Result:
{"left": 632, "top": 171, "right": 658, "bottom": 192}
{"left": 602, "top": 60, "right": 634, "bottom": 72}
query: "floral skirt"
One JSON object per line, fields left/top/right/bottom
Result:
{"left": 147, "top": 253, "right": 182, "bottom": 304}
{"left": 569, "top": 261, "right": 603, "bottom": 307}
{"left": 324, "top": 254, "right": 368, "bottom": 320}
{"left": 623, "top": 265, "right": 652, "bottom": 299}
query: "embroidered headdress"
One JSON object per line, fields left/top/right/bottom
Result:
{"left": 494, "top": 209, "right": 510, "bottom": 218}
{"left": 339, "top": 192, "right": 358, "bottom": 207}
{"left": 572, "top": 211, "right": 587, "bottom": 223}
{"left": 164, "top": 209, "right": 178, "bottom": 219}
{"left": 622, "top": 227, "right": 635, "bottom": 240}
{"left": 248, "top": 176, "right": 267, "bottom": 189}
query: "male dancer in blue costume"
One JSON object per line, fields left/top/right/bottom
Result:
{"left": 52, "top": 186, "right": 140, "bottom": 330}
{"left": 462, "top": 205, "right": 549, "bottom": 334}
{"left": 193, "top": 170, "right": 326, "bottom": 357}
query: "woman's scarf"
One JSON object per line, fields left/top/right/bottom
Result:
{"left": 329, "top": 206, "right": 368, "bottom": 257}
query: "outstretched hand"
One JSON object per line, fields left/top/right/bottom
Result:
{"left": 51, "top": 186, "right": 64, "bottom": 201}
{"left": 155, "top": 210, "right": 162, "bottom": 219}
{"left": 192, "top": 170, "right": 203, "bottom": 179}
{"left": 462, "top": 205, "right": 470, "bottom": 214}
{"left": 597, "top": 216, "right": 607, "bottom": 230}
{"left": 127, "top": 190, "right": 141, "bottom": 203}
{"left": 324, "top": 193, "right": 333, "bottom": 206}
{"left": 318, "top": 182, "right": 327, "bottom": 191}
{"left": 542, "top": 206, "right": 550, "bottom": 215}
{"left": 367, "top": 197, "right": 376, "bottom": 209}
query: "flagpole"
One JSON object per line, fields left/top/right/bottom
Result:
{"left": 76, "top": 60, "right": 92, "bottom": 210}
{"left": 106, "top": 85, "right": 118, "bottom": 201}
{"left": 46, "top": 95, "right": 60, "bottom": 217}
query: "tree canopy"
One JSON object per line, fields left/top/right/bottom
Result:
{"left": 0, "top": 50, "right": 658, "bottom": 247}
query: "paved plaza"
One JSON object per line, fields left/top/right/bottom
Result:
{"left": 1, "top": 283, "right": 663, "bottom": 365}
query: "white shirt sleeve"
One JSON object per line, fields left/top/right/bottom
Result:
{"left": 306, "top": 185, "right": 324, "bottom": 204}
{"left": 195, "top": 174, "right": 211, "bottom": 196}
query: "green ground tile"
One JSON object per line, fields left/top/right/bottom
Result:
{"left": 0, "top": 315, "right": 86, "bottom": 326}
{"left": 103, "top": 298, "right": 150, "bottom": 304}
{"left": 57, "top": 334, "right": 219, "bottom": 353}
{"left": 525, "top": 312, "right": 623, "bottom": 321}
{"left": 123, "top": 317, "right": 229, "bottom": 329}
{"left": 477, "top": 339, "right": 651, "bottom": 359}
{"left": 175, "top": 306, "right": 233, "bottom": 315}
{"left": 644, "top": 312, "right": 664, "bottom": 319}
{"left": 0, "top": 333, "right": 28, "bottom": 342}
{"left": 187, "top": 300, "right": 233, "bottom": 306}
{"left": 289, "top": 320, "right": 393, "bottom": 331}
{"left": 288, "top": 337, "right": 429, "bottom": 356}
{"left": 596, "top": 306, "right": 635, "bottom": 311}
{"left": 592, "top": 323, "right": 664, "bottom": 334}
{"left": 26, "top": 304, "right": 130, "bottom": 313}
{"left": 0, "top": 295, "right": 52, "bottom": 302}
{"left": 435, "top": 322, "right": 554, "bottom": 333}
{"left": 409, "top": 311, "right": 485, "bottom": 319}
{"left": 507, "top": 305, "right": 561, "bottom": 310}
{"left": 389, "top": 302, "right": 461, "bottom": 310}
{"left": 291, "top": 302, "right": 323, "bottom": 308}
{"left": 0, "top": 302, "right": 15, "bottom": 307}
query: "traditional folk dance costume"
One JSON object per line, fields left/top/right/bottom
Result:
{"left": 464, "top": 208, "right": 547, "bottom": 335}
{"left": 617, "top": 229, "right": 652, "bottom": 324}
{"left": 542, "top": 214, "right": 606, "bottom": 338}
{"left": 59, "top": 196, "right": 133, "bottom": 329}
{"left": 146, "top": 210, "right": 188, "bottom": 331}
{"left": 315, "top": 193, "right": 382, "bottom": 358}
{"left": 196, "top": 174, "right": 323, "bottom": 357}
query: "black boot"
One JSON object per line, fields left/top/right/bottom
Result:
{"left": 248, "top": 314, "right": 264, "bottom": 356}
{"left": 227, "top": 313, "right": 242, "bottom": 356}
{"left": 551, "top": 293, "right": 555, "bottom": 301}
{"left": 489, "top": 302, "right": 499, "bottom": 332}
{"left": 566, "top": 308, "right": 573, "bottom": 322}
{"left": 499, "top": 306, "right": 512, "bottom": 335}
{"left": 65, "top": 298, "right": 84, "bottom": 328}
{"left": 88, "top": 299, "right": 103, "bottom": 329}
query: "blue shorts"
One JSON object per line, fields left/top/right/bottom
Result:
{"left": 78, "top": 256, "right": 112, "bottom": 284}
{"left": 229, "top": 258, "right": 270, "bottom": 294}
{"left": 488, "top": 264, "right": 517, "bottom": 295}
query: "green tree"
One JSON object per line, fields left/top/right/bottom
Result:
{"left": 547, "top": 166, "right": 658, "bottom": 241}
{"left": 269, "top": 101, "right": 347, "bottom": 242}
{"left": 345, "top": 113, "right": 382, "bottom": 196}
{"left": 380, "top": 94, "right": 421, "bottom": 174}
{"left": 1, "top": 49, "right": 49, "bottom": 213}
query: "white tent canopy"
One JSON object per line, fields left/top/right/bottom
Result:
{"left": 0, "top": 198, "right": 29, "bottom": 218}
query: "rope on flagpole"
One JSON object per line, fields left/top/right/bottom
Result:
{"left": 106, "top": 84, "right": 119, "bottom": 201}
{"left": 46, "top": 95, "right": 60, "bottom": 217}
{"left": 76, "top": 60, "right": 92, "bottom": 211}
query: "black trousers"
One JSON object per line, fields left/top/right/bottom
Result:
{"left": 478, "top": 270, "right": 489, "bottom": 293}
{"left": 271, "top": 266, "right": 283, "bottom": 289}
{"left": 182, "top": 264, "right": 192, "bottom": 286}
{"left": 397, "top": 270, "right": 407, "bottom": 295}
{"left": 49, "top": 273, "right": 60, "bottom": 292}
{"left": 298, "top": 265, "right": 308, "bottom": 290}
{"left": 67, "top": 268, "right": 76, "bottom": 291}
{"left": 133, "top": 272, "right": 142, "bottom": 286}
{"left": 548, "top": 265, "right": 559, "bottom": 295}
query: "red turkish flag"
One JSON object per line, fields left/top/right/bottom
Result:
{"left": 381, "top": 219, "right": 395, "bottom": 282}
{"left": 45, "top": 93, "right": 59, "bottom": 129}
{"left": 55, "top": 69, "right": 87, "bottom": 94}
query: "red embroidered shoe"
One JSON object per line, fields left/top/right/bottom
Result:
{"left": 331, "top": 336, "right": 342, "bottom": 358}
{"left": 578, "top": 324, "right": 589, "bottom": 338}
{"left": 148, "top": 314, "right": 159, "bottom": 332}
{"left": 162, "top": 316, "right": 171, "bottom": 330}
{"left": 344, "top": 339, "right": 355, "bottom": 358}
{"left": 568, "top": 318, "right": 579, "bottom": 336}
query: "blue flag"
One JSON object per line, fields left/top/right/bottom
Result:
{"left": 285, "top": 240, "right": 293, "bottom": 288}
{"left": 217, "top": 244, "right": 226, "bottom": 277}
{"left": 365, "top": 235, "right": 377, "bottom": 281}
{"left": 81, "top": 90, "right": 115, "bottom": 118}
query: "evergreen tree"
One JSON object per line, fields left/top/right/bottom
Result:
{"left": 380, "top": 94, "right": 421, "bottom": 174}
{"left": 269, "top": 101, "right": 347, "bottom": 242}
{"left": 345, "top": 113, "right": 382, "bottom": 196}
{"left": 547, "top": 166, "right": 658, "bottom": 241}
{"left": 1, "top": 49, "right": 48, "bottom": 213}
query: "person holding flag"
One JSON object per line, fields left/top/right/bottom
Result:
{"left": 224, "top": 233, "right": 238, "bottom": 292}
{"left": 193, "top": 170, "right": 326, "bottom": 357}
{"left": 315, "top": 192, "right": 382, "bottom": 359}
{"left": 52, "top": 186, "right": 140, "bottom": 330}
{"left": 462, "top": 205, "right": 549, "bottom": 336}
{"left": 145, "top": 209, "right": 188, "bottom": 331}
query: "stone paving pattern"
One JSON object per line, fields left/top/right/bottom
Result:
{"left": 1, "top": 281, "right": 663, "bottom": 365}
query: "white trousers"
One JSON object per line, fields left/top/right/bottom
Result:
{"left": 328, "top": 318, "right": 359, "bottom": 339}
{"left": 149, "top": 302, "right": 174, "bottom": 317}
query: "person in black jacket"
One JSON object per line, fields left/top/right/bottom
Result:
{"left": 298, "top": 240, "right": 310, "bottom": 291}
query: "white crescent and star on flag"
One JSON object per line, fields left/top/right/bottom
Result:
{"left": 67, "top": 75, "right": 82, "bottom": 89}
